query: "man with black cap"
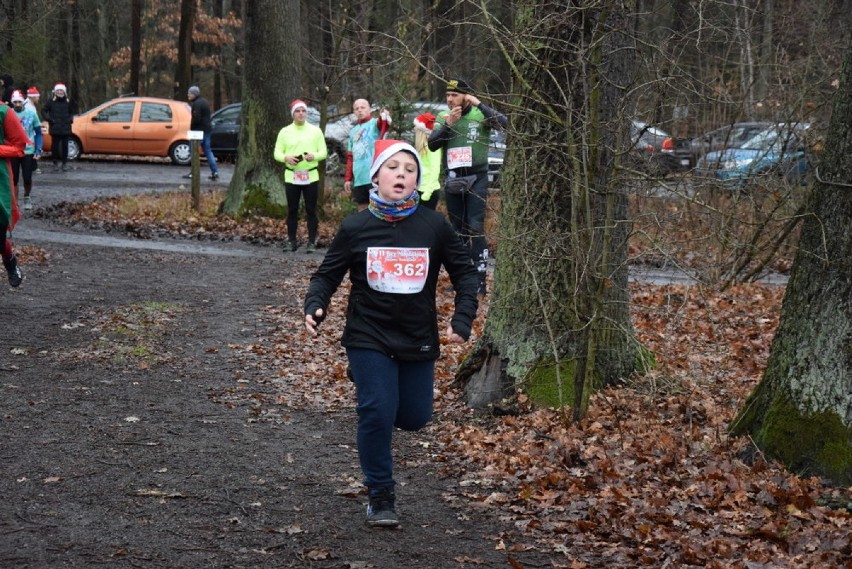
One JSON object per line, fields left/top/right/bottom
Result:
{"left": 428, "top": 77, "right": 506, "bottom": 296}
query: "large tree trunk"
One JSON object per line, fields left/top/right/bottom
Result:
{"left": 129, "top": 0, "right": 142, "bottom": 96}
{"left": 174, "top": 0, "right": 195, "bottom": 99}
{"left": 221, "top": 0, "right": 300, "bottom": 215}
{"left": 730, "top": 39, "right": 852, "bottom": 487}
{"left": 458, "top": 2, "right": 639, "bottom": 417}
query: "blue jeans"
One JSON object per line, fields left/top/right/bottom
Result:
{"left": 444, "top": 172, "right": 489, "bottom": 277}
{"left": 346, "top": 348, "right": 435, "bottom": 488}
{"left": 201, "top": 132, "right": 218, "bottom": 176}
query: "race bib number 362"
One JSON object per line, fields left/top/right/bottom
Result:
{"left": 366, "top": 247, "right": 430, "bottom": 294}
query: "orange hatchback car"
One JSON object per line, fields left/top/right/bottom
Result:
{"left": 43, "top": 96, "right": 193, "bottom": 165}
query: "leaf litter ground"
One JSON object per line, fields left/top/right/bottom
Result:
{"left": 2, "top": 190, "right": 849, "bottom": 569}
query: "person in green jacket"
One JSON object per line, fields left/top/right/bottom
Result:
{"left": 428, "top": 78, "right": 506, "bottom": 296}
{"left": 274, "top": 99, "right": 328, "bottom": 253}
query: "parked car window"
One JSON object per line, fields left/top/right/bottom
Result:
{"left": 740, "top": 126, "right": 801, "bottom": 152}
{"left": 140, "top": 102, "right": 173, "bottom": 123}
{"left": 96, "top": 102, "right": 135, "bottom": 123}
{"left": 727, "top": 125, "right": 755, "bottom": 143}
{"left": 211, "top": 106, "right": 240, "bottom": 126}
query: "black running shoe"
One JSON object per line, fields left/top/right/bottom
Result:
{"left": 366, "top": 486, "right": 398, "bottom": 527}
{"left": 4, "top": 256, "right": 22, "bottom": 288}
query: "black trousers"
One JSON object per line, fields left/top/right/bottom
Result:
{"left": 285, "top": 181, "right": 319, "bottom": 243}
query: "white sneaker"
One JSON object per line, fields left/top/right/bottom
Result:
{"left": 24, "top": 197, "right": 32, "bottom": 210}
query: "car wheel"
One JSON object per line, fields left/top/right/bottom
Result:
{"left": 67, "top": 136, "right": 82, "bottom": 161}
{"left": 169, "top": 141, "right": 192, "bottom": 166}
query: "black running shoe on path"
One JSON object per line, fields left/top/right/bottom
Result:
{"left": 366, "top": 486, "right": 398, "bottom": 528}
{"left": 4, "top": 255, "right": 22, "bottom": 287}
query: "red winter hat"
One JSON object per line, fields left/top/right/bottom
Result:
{"left": 290, "top": 99, "right": 308, "bottom": 116}
{"left": 369, "top": 139, "right": 422, "bottom": 190}
{"left": 10, "top": 90, "right": 25, "bottom": 104}
{"left": 27, "top": 86, "right": 40, "bottom": 97}
{"left": 413, "top": 113, "right": 436, "bottom": 132}
{"left": 53, "top": 83, "right": 67, "bottom": 93}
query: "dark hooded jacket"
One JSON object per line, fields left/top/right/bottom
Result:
{"left": 0, "top": 75, "right": 15, "bottom": 105}
{"left": 304, "top": 206, "right": 479, "bottom": 361}
{"left": 42, "top": 93, "right": 77, "bottom": 137}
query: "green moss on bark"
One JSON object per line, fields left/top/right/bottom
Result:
{"left": 635, "top": 344, "right": 658, "bottom": 374}
{"left": 522, "top": 345, "right": 654, "bottom": 409}
{"left": 525, "top": 359, "right": 582, "bottom": 408}
{"left": 239, "top": 183, "right": 287, "bottom": 219}
{"left": 753, "top": 396, "right": 852, "bottom": 485}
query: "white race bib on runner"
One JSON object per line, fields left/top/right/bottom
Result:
{"left": 366, "top": 247, "right": 430, "bottom": 294}
{"left": 293, "top": 169, "right": 311, "bottom": 185}
{"left": 446, "top": 146, "right": 473, "bottom": 169}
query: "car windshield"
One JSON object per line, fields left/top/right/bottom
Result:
{"left": 740, "top": 126, "right": 801, "bottom": 152}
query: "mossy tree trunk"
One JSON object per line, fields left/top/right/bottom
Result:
{"left": 458, "top": 2, "right": 639, "bottom": 419}
{"left": 730, "top": 39, "right": 852, "bottom": 487}
{"left": 221, "top": 0, "right": 300, "bottom": 217}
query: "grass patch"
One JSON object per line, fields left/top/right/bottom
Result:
{"left": 62, "top": 302, "right": 187, "bottom": 368}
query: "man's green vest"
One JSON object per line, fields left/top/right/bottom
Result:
{"left": 437, "top": 106, "right": 491, "bottom": 172}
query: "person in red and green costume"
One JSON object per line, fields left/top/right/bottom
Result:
{"left": 428, "top": 78, "right": 506, "bottom": 296}
{"left": 344, "top": 98, "right": 391, "bottom": 212}
{"left": 0, "top": 104, "right": 28, "bottom": 287}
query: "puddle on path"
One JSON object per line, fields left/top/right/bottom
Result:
{"left": 17, "top": 226, "right": 277, "bottom": 259}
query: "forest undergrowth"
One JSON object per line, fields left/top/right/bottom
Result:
{"left": 30, "top": 188, "right": 850, "bottom": 568}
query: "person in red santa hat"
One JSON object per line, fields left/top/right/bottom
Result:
{"left": 304, "top": 139, "right": 479, "bottom": 528}
{"left": 273, "top": 99, "right": 328, "bottom": 253}
{"left": 412, "top": 113, "right": 442, "bottom": 209}
{"left": 24, "top": 87, "right": 44, "bottom": 174}
{"left": 41, "top": 82, "right": 77, "bottom": 172}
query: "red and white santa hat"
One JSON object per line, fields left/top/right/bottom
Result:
{"left": 10, "top": 90, "right": 25, "bottom": 104}
{"left": 369, "top": 139, "right": 422, "bottom": 190}
{"left": 412, "top": 113, "right": 436, "bottom": 132}
{"left": 27, "top": 86, "right": 40, "bottom": 97}
{"left": 290, "top": 99, "right": 308, "bottom": 116}
{"left": 53, "top": 83, "right": 67, "bottom": 93}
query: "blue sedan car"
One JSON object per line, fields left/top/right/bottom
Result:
{"left": 695, "top": 123, "right": 813, "bottom": 185}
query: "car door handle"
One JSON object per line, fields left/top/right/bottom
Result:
{"left": 123, "top": 125, "right": 130, "bottom": 129}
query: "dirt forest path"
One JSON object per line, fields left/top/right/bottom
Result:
{"left": 0, "top": 165, "right": 520, "bottom": 568}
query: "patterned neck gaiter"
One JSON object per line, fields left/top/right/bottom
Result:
{"left": 367, "top": 188, "right": 420, "bottom": 223}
